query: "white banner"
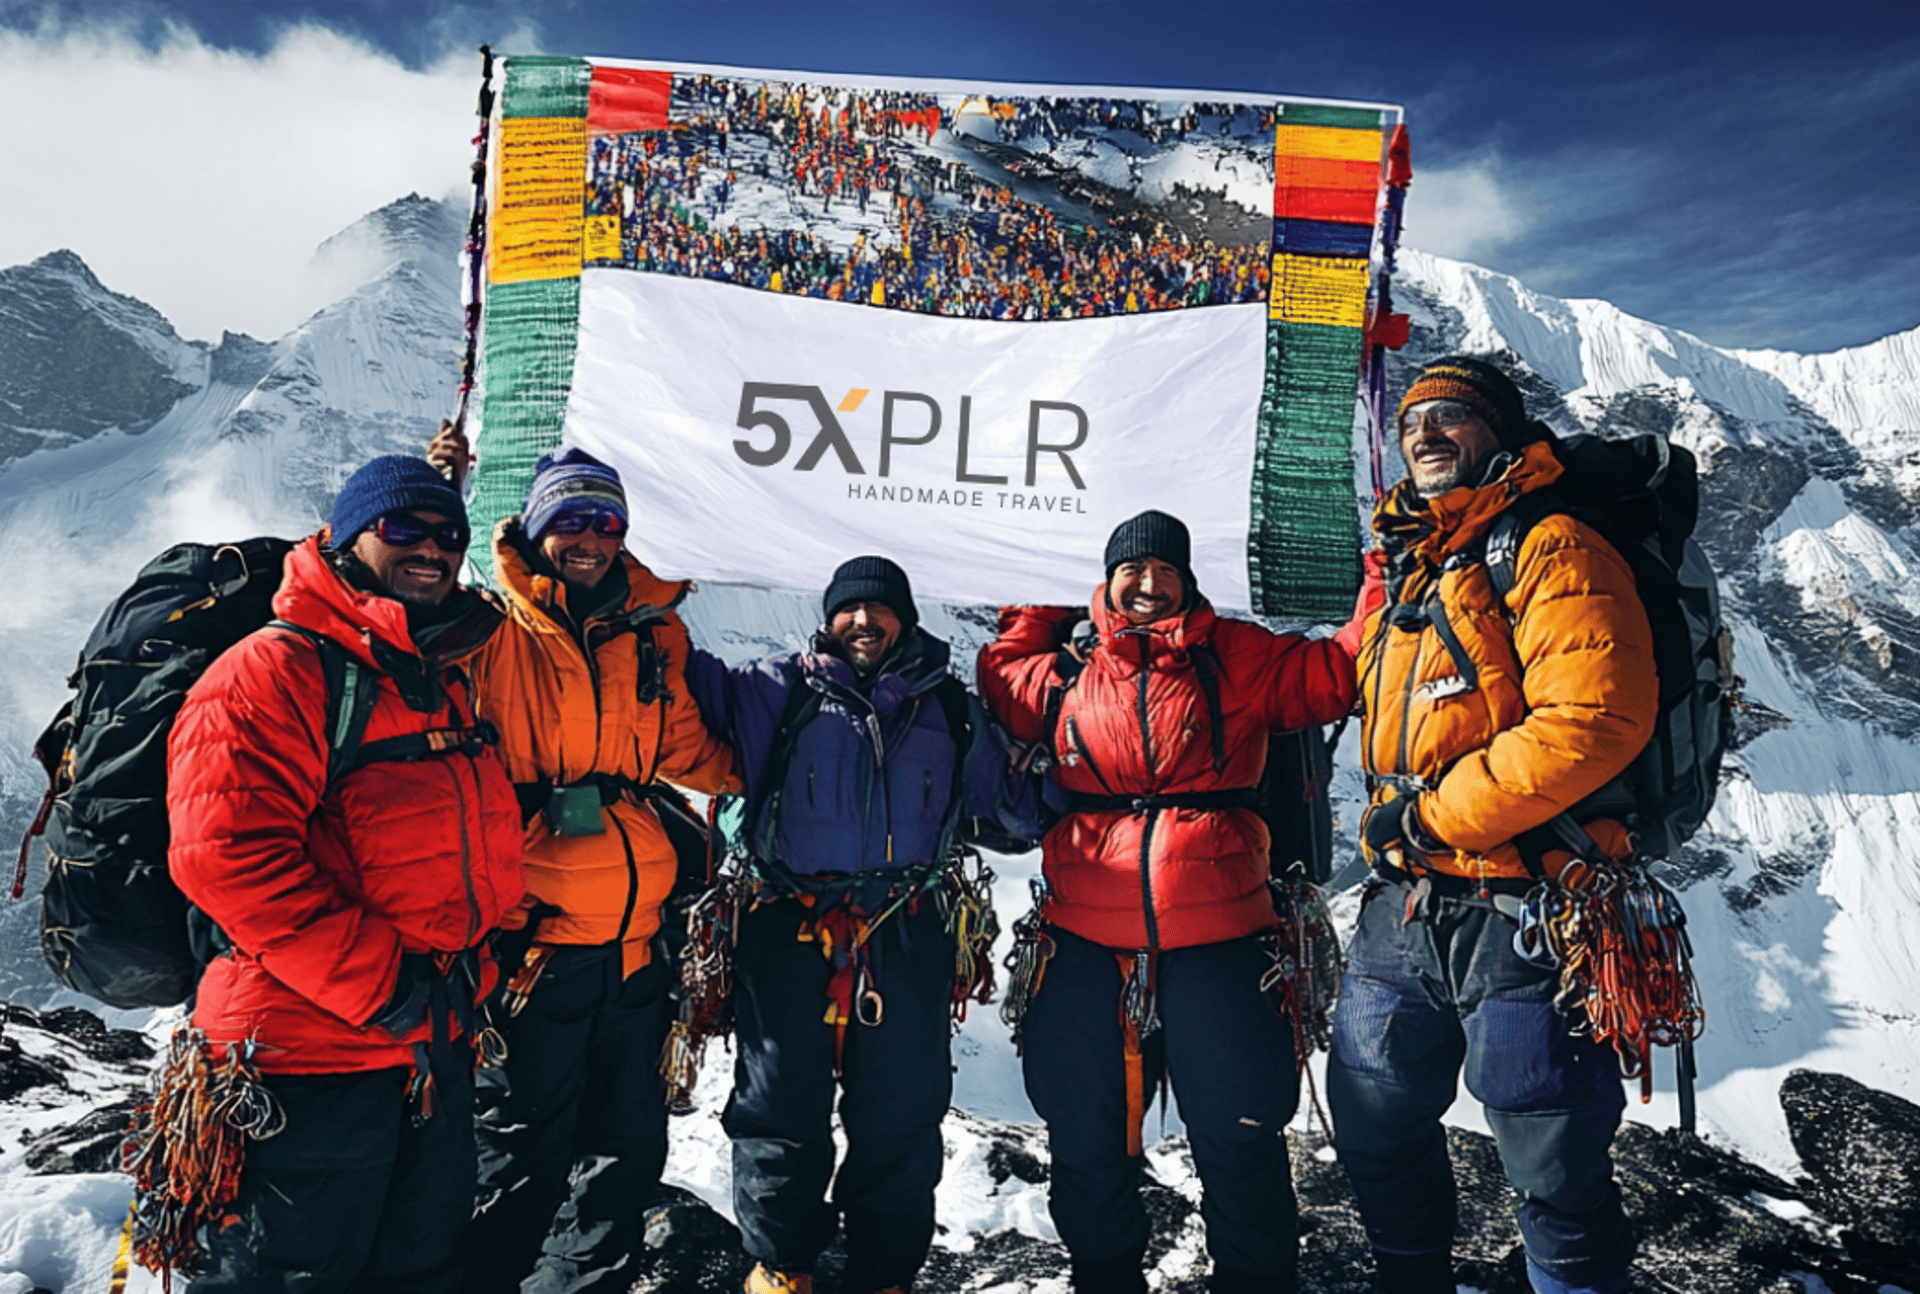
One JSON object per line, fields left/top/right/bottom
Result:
{"left": 565, "top": 270, "right": 1267, "bottom": 608}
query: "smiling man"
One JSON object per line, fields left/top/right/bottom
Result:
{"left": 426, "top": 441, "right": 740, "bottom": 1294}
{"left": 977, "top": 510, "right": 1379, "bottom": 1294}
{"left": 684, "top": 555, "right": 1040, "bottom": 1294}
{"left": 167, "top": 455, "right": 526, "bottom": 1294}
{"left": 1332, "top": 356, "right": 1657, "bottom": 1294}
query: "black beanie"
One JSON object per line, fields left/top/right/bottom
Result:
{"left": 1397, "top": 355, "right": 1535, "bottom": 450}
{"left": 823, "top": 556, "right": 918, "bottom": 631}
{"left": 1104, "top": 509, "right": 1193, "bottom": 586}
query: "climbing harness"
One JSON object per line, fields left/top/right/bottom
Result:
{"left": 124, "top": 1029, "right": 285, "bottom": 1289}
{"left": 999, "top": 876, "right": 1056, "bottom": 1054}
{"left": 1513, "top": 857, "right": 1706, "bottom": 1103}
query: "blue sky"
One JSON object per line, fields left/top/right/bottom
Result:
{"left": 3, "top": 1, "right": 1914, "bottom": 353}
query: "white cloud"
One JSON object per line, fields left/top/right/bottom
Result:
{"left": 1398, "top": 160, "right": 1530, "bottom": 266}
{"left": 0, "top": 19, "right": 482, "bottom": 342}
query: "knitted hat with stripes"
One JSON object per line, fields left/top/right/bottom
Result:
{"left": 1396, "top": 355, "right": 1533, "bottom": 449}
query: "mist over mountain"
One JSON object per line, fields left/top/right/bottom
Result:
{"left": 1, "top": 196, "right": 1918, "bottom": 1293}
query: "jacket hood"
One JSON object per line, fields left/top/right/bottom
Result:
{"left": 1373, "top": 438, "right": 1566, "bottom": 566}
{"left": 492, "top": 517, "right": 691, "bottom": 634}
{"left": 1087, "top": 582, "right": 1220, "bottom": 673}
{"left": 273, "top": 533, "right": 422, "bottom": 666}
{"left": 800, "top": 626, "right": 954, "bottom": 711}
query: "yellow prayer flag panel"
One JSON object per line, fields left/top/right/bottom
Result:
{"left": 1273, "top": 124, "right": 1383, "bottom": 164}
{"left": 490, "top": 116, "right": 590, "bottom": 285}
{"left": 1269, "top": 253, "right": 1371, "bottom": 327}
{"left": 583, "top": 216, "right": 621, "bottom": 263}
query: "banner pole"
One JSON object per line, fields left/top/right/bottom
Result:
{"left": 449, "top": 44, "right": 497, "bottom": 483}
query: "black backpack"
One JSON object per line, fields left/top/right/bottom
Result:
{"left": 16, "top": 538, "right": 386, "bottom": 1009}
{"left": 1483, "top": 432, "right": 1738, "bottom": 864}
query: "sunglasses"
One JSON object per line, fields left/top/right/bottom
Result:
{"left": 372, "top": 511, "right": 471, "bottom": 552}
{"left": 1399, "top": 399, "right": 1479, "bottom": 436}
{"left": 543, "top": 506, "right": 629, "bottom": 537}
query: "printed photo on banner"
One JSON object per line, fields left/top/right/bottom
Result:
{"left": 581, "top": 72, "right": 1278, "bottom": 321}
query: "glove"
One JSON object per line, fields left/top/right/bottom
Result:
{"left": 490, "top": 903, "right": 561, "bottom": 987}
{"left": 366, "top": 952, "right": 436, "bottom": 1037}
{"left": 1361, "top": 795, "right": 1444, "bottom": 864}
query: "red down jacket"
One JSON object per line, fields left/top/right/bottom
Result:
{"left": 168, "top": 536, "right": 527, "bottom": 1074}
{"left": 979, "top": 588, "right": 1368, "bottom": 951}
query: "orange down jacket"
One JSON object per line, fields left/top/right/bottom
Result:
{"left": 1360, "top": 439, "right": 1659, "bottom": 880}
{"left": 168, "top": 536, "right": 526, "bottom": 1073}
{"left": 979, "top": 591, "right": 1364, "bottom": 951}
{"left": 464, "top": 524, "right": 737, "bottom": 978}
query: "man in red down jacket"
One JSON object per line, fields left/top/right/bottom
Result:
{"left": 169, "top": 455, "right": 526, "bottom": 1294}
{"left": 978, "top": 510, "right": 1378, "bottom": 1294}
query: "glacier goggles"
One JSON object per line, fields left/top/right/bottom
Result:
{"left": 371, "top": 511, "right": 471, "bottom": 552}
{"left": 540, "top": 503, "right": 629, "bottom": 538}
{"left": 1398, "top": 399, "right": 1481, "bottom": 437}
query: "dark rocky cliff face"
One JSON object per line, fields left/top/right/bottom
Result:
{"left": 0, "top": 250, "right": 203, "bottom": 461}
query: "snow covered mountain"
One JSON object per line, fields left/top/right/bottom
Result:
{"left": 0, "top": 194, "right": 467, "bottom": 1006}
{"left": 1, "top": 198, "right": 1919, "bottom": 1291}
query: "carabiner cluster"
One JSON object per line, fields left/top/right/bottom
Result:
{"left": 658, "top": 873, "right": 746, "bottom": 1113}
{"left": 1514, "top": 860, "right": 1705, "bottom": 1102}
{"left": 125, "top": 1028, "right": 284, "bottom": 1288}
{"left": 1263, "top": 879, "right": 1344, "bottom": 1060}
{"left": 999, "top": 877, "right": 1056, "bottom": 1055}
{"left": 941, "top": 851, "right": 1000, "bottom": 1024}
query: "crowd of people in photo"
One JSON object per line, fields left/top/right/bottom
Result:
{"left": 581, "top": 75, "right": 1274, "bottom": 321}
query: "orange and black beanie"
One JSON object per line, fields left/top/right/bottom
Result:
{"left": 1396, "top": 355, "right": 1534, "bottom": 450}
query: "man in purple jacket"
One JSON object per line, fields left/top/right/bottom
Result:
{"left": 687, "top": 556, "right": 1037, "bottom": 1294}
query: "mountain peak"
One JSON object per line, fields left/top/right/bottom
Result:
{"left": 312, "top": 193, "right": 465, "bottom": 268}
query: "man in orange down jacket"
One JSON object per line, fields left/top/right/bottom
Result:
{"left": 169, "top": 455, "right": 527, "bottom": 1294}
{"left": 442, "top": 441, "right": 738, "bottom": 1294}
{"left": 977, "top": 510, "right": 1379, "bottom": 1294}
{"left": 1330, "top": 356, "right": 1658, "bottom": 1294}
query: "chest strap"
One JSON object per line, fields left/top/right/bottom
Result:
{"left": 1064, "top": 787, "right": 1261, "bottom": 815}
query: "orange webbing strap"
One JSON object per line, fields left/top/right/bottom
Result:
{"left": 501, "top": 945, "right": 554, "bottom": 1018}
{"left": 800, "top": 902, "right": 871, "bottom": 1076}
{"left": 1116, "top": 952, "right": 1147, "bottom": 1158}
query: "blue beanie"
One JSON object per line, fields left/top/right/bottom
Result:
{"left": 329, "top": 455, "right": 467, "bottom": 546}
{"left": 523, "top": 447, "right": 629, "bottom": 540}
{"left": 823, "top": 555, "right": 918, "bottom": 632}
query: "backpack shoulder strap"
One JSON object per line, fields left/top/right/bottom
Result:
{"left": 1483, "top": 490, "right": 1569, "bottom": 601}
{"left": 742, "top": 674, "right": 827, "bottom": 865}
{"left": 930, "top": 673, "right": 974, "bottom": 758}
{"left": 1186, "top": 641, "right": 1228, "bottom": 776}
{"left": 268, "top": 621, "right": 379, "bottom": 793}
{"left": 1038, "top": 642, "right": 1089, "bottom": 765}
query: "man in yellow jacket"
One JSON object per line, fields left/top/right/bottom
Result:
{"left": 432, "top": 433, "right": 736, "bottom": 1294}
{"left": 1332, "top": 357, "right": 1658, "bottom": 1294}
